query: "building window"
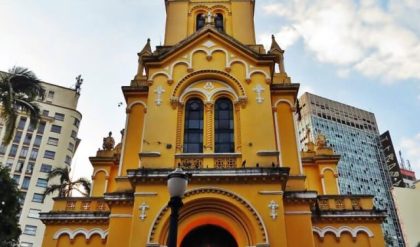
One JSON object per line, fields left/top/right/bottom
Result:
{"left": 44, "top": 150, "right": 55, "bottom": 160}
{"left": 23, "top": 133, "right": 32, "bottom": 145}
{"left": 71, "top": 130, "right": 77, "bottom": 139}
{"left": 20, "top": 147, "right": 29, "bottom": 158}
{"left": 65, "top": 155, "right": 72, "bottom": 165}
{"left": 29, "top": 148, "right": 38, "bottom": 160}
{"left": 47, "top": 137, "right": 59, "bottom": 146}
{"left": 13, "top": 175, "right": 20, "bottom": 184}
{"left": 47, "top": 90, "right": 55, "bottom": 99}
{"left": 51, "top": 125, "right": 62, "bottom": 134}
{"left": 9, "top": 144, "right": 18, "bottom": 157}
{"left": 0, "top": 144, "right": 6, "bottom": 155}
{"left": 214, "top": 98, "right": 234, "bottom": 153}
{"left": 40, "top": 164, "right": 52, "bottom": 173}
{"left": 42, "top": 110, "right": 49, "bottom": 117}
{"left": 37, "top": 121, "right": 46, "bottom": 134}
{"left": 183, "top": 98, "right": 203, "bottom": 153}
{"left": 23, "top": 225, "right": 37, "bottom": 236}
{"left": 27, "top": 209, "right": 41, "bottom": 219}
{"left": 36, "top": 178, "right": 48, "bottom": 188}
{"left": 196, "top": 14, "right": 205, "bottom": 31}
{"left": 19, "top": 192, "right": 26, "bottom": 205}
{"left": 54, "top": 113, "right": 65, "bottom": 121}
{"left": 33, "top": 135, "right": 42, "bottom": 147}
{"left": 74, "top": 118, "right": 80, "bottom": 127}
{"left": 215, "top": 13, "right": 224, "bottom": 32}
{"left": 13, "top": 131, "right": 22, "bottom": 143}
{"left": 17, "top": 117, "right": 27, "bottom": 130}
{"left": 15, "top": 160, "right": 24, "bottom": 173}
{"left": 5, "top": 159, "right": 14, "bottom": 169}
{"left": 21, "top": 177, "right": 31, "bottom": 190}
{"left": 20, "top": 242, "right": 33, "bottom": 247}
{"left": 32, "top": 193, "right": 44, "bottom": 203}
{"left": 68, "top": 142, "right": 74, "bottom": 152}
{"left": 26, "top": 162, "right": 34, "bottom": 175}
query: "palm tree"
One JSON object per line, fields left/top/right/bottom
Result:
{"left": 44, "top": 166, "right": 91, "bottom": 197}
{"left": 0, "top": 66, "right": 45, "bottom": 144}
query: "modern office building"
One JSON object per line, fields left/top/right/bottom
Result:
{"left": 0, "top": 77, "right": 82, "bottom": 247}
{"left": 40, "top": 1, "right": 387, "bottom": 247}
{"left": 297, "top": 92, "right": 404, "bottom": 246}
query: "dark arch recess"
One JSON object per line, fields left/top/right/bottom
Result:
{"left": 180, "top": 224, "right": 238, "bottom": 247}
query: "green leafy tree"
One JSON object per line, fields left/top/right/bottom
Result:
{"left": 0, "top": 66, "right": 45, "bottom": 144}
{"left": 0, "top": 166, "right": 21, "bottom": 247}
{"left": 44, "top": 166, "right": 91, "bottom": 197}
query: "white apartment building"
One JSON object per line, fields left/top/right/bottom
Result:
{"left": 0, "top": 80, "right": 82, "bottom": 247}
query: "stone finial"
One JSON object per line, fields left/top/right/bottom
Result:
{"left": 102, "top": 131, "right": 115, "bottom": 151}
{"left": 268, "top": 35, "right": 286, "bottom": 74}
{"left": 315, "top": 133, "right": 327, "bottom": 149}
{"left": 135, "top": 38, "right": 152, "bottom": 79}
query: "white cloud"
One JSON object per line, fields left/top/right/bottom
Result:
{"left": 261, "top": 0, "right": 420, "bottom": 82}
{"left": 398, "top": 133, "right": 420, "bottom": 176}
{"left": 259, "top": 26, "right": 300, "bottom": 50}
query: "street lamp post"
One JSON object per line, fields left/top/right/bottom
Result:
{"left": 167, "top": 168, "right": 188, "bottom": 247}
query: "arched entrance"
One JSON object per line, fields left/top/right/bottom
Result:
{"left": 181, "top": 224, "right": 238, "bottom": 247}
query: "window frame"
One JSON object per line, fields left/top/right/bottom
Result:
{"left": 183, "top": 98, "right": 204, "bottom": 153}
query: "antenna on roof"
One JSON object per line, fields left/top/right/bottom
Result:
{"left": 399, "top": 150, "right": 406, "bottom": 169}
{"left": 407, "top": 160, "right": 412, "bottom": 171}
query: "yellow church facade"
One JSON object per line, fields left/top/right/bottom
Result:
{"left": 40, "top": 1, "right": 386, "bottom": 246}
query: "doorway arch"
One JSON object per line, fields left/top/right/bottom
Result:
{"left": 181, "top": 224, "right": 238, "bottom": 247}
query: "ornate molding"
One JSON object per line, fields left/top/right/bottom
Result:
{"left": 148, "top": 187, "right": 269, "bottom": 244}
{"left": 312, "top": 226, "right": 374, "bottom": 239}
{"left": 53, "top": 228, "right": 108, "bottom": 240}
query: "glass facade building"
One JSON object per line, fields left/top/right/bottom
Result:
{"left": 297, "top": 92, "right": 404, "bottom": 247}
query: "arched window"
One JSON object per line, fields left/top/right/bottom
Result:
{"left": 215, "top": 13, "right": 224, "bottom": 32}
{"left": 196, "top": 14, "right": 205, "bottom": 31}
{"left": 183, "top": 98, "right": 204, "bottom": 153}
{"left": 215, "top": 98, "right": 234, "bottom": 153}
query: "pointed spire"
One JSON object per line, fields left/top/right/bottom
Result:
{"left": 269, "top": 35, "right": 284, "bottom": 54}
{"left": 139, "top": 38, "right": 152, "bottom": 56}
{"left": 268, "top": 35, "right": 286, "bottom": 74}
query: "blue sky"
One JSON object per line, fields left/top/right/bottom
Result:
{"left": 0, "top": 0, "right": 419, "bottom": 179}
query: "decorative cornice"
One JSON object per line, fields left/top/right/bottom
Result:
{"left": 127, "top": 167, "right": 290, "bottom": 187}
{"left": 40, "top": 212, "right": 110, "bottom": 224}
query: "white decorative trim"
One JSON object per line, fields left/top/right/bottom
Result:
{"left": 154, "top": 85, "right": 165, "bottom": 106}
{"left": 109, "top": 214, "right": 133, "bottom": 218}
{"left": 320, "top": 167, "right": 336, "bottom": 175}
{"left": 253, "top": 84, "right": 265, "bottom": 104}
{"left": 273, "top": 112, "right": 283, "bottom": 166}
{"left": 127, "top": 100, "right": 148, "bottom": 111}
{"left": 53, "top": 228, "right": 108, "bottom": 240}
{"left": 273, "top": 99, "right": 294, "bottom": 108}
{"left": 312, "top": 226, "right": 374, "bottom": 239}
{"left": 268, "top": 200, "right": 279, "bottom": 220}
{"left": 93, "top": 168, "right": 109, "bottom": 177}
{"left": 179, "top": 80, "right": 239, "bottom": 103}
{"left": 139, "top": 202, "right": 150, "bottom": 221}
{"left": 148, "top": 45, "right": 270, "bottom": 85}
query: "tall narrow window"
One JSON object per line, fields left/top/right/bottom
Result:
{"left": 183, "top": 98, "right": 204, "bottom": 153}
{"left": 215, "top": 98, "right": 234, "bottom": 153}
{"left": 215, "top": 14, "right": 224, "bottom": 32}
{"left": 196, "top": 14, "right": 205, "bottom": 31}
